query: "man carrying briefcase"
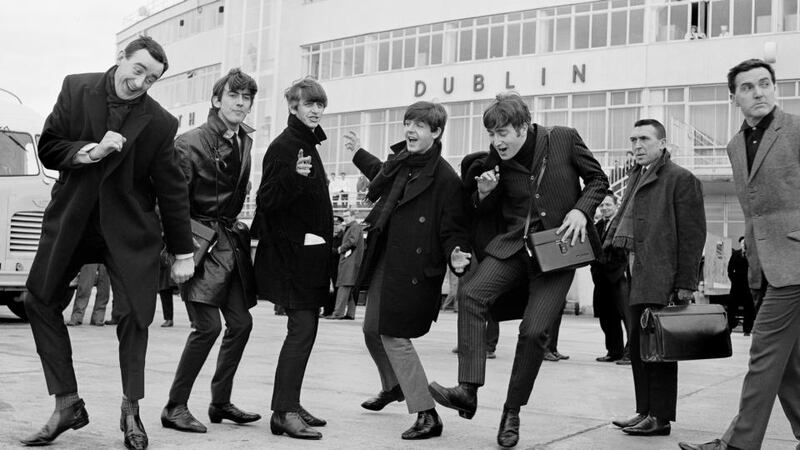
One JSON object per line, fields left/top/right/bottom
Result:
{"left": 606, "top": 119, "right": 706, "bottom": 437}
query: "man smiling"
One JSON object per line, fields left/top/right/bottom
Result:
{"left": 22, "top": 36, "right": 194, "bottom": 449}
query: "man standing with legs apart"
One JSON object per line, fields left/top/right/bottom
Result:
{"left": 344, "top": 102, "right": 471, "bottom": 440}
{"left": 21, "top": 36, "right": 195, "bottom": 449}
{"left": 679, "top": 59, "right": 800, "bottom": 450}
{"left": 429, "top": 92, "right": 608, "bottom": 447}
{"left": 161, "top": 68, "right": 260, "bottom": 434}
{"left": 609, "top": 119, "right": 705, "bottom": 437}
{"left": 252, "top": 77, "right": 331, "bottom": 440}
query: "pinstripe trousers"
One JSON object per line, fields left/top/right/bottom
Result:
{"left": 457, "top": 251, "right": 575, "bottom": 408}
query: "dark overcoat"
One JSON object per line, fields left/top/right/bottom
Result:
{"left": 624, "top": 151, "right": 705, "bottom": 306}
{"left": 27, "top": 71, "right": 193, "bottom": 327}
{"left": 174, "top": 110, "right": 257, "bottom": 308}
{"left": 252, "top": 114, "right": 333, "bottom": 309}
{"left": 335, "top": 221, "right": 365, "bottom": 287}
{"left": 354, "top": 141, "right": 470, "bottom": 338}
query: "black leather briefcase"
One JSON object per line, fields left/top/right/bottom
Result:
{"left": 526, "top": 228, "right": 595, "bottom": 273}
{"left": 639, "top": 303, "right": 732, "bottom": 362}
{"left": 190, "top": 219, "right": 218, "bottom": 268}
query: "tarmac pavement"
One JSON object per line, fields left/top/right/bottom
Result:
{"left": 0, "top": 300, "right": 796, "bottom": 449}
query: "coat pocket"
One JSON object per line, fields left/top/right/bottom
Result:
{"left": 293, "top": 244, "right": 330, "bottom": 288}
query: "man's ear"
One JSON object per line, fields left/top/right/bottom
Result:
{"left": 116, "top": 50, "right": 126, "bottom": 64}
{"left": 432, "top": 127, "right": 442, "bottom": 140}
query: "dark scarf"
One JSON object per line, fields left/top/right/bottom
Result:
{"left": 104, "top": 66, "right": 143, "bottom": 132}
{"left": 364, "top": 141, "right": 441, "bottom": 234}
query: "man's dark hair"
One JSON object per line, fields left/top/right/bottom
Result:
{"left": 211, "top": 68, "right": 258, "bottom": 109}
{"left": 124, "top": 36, "right": 169, "bottom": 74}
{"left": 285, "top": 76, "right": 328, "bottom": 109}
{"left": 634, "top": 118, "right": 667, "bottom": 140}
{"left": 404, "top": 101, "right": 447, "bottom": 140}
{"left": 604, "top": 190, "right": 618, "bottom": 204}
{"left": 727, "top": 58, "right": 776, "bottom": 95}
{"left": 739, "top": 236, "right": 745, "bottom": 243}
{"left": 482, "top": 92, "right": 531, "bottom": 131}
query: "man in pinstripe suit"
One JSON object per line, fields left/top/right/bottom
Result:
{"left": 429, "top": 92, "right": 608, "bottom": 448}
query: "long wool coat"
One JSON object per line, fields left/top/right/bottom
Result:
{"left": 252, "top": 114, "right": 333, "bottom": 309}
{"left": 623, "top": 151, "right": 706, "bottom": 306}
{"left": 27, "top": 71, "right": 193, "bottom": 328}
{"left": 354, "top": 141, "right": 470, "bottom": 339}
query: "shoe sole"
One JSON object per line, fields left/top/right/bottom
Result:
{"left": 622, "top": 427, "right": 671, "bottom": 436}
{"left": 160, "top": 417, "right": 207, "bottom": 433}
{"left": 270, "top": 424, "right": 322, "bottom": 440}
{"left": 428, "top": 387, "right": 475, "bottom": 420}
{"left": 401, "top": 425, "right": 443, "bottom": 440}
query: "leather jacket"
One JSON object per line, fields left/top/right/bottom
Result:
{"left": 174, "top": 110, "right": 256, "bottom": 307}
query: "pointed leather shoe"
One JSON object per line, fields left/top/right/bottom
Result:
{"left": 120, "top": 412, "right": 148, "bottom": 449}
{"left": 678, "top": 439, "right": 736, "bottom": 450}
{"left": 497, "top": 408, "right": 520, "bottom": 448}
{"left": 270, "top": 411, "right": 322, "bottom": 440}
{"left": 21, "top": 399, "right": 89, "bottom": 446}
{"left": 622, "top": 415, "right": 670, "bottom": 436}
{"left": 361, "top": 385, "right": 405, "bottom": 411}
{"left": 208, "top": 403, "right": 260, "bottom": 424}
{"left": 612, "top": 412, "right": 647, "bottom": 428}
{"left": 401, "top": 409, "right": 443, "bottom": 440}
{"left": 428, "top": 382, "right": 477, "bottom": 419}
{"left": 297, "top": 406, "right": 326, "bottom": 426}
{"left": 161, "top": 404, "right": 207, "bottom": 433}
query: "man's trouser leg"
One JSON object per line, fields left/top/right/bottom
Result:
{"left": 596, "top": 279, "right": 625, "bottom": 357}
{"left": 545, "top": 310, "right": 565, "bottom": 353}
{"left": 381, "top": 335, "right": 435, "bottom": 414}
{"left": 332, "top": 286, "right": 352, "bottom": 318}
{"left": 723, "top": 284, "right": 800, "bottom": 449}
{"left": 168, "top": 302, "right": 222, "bottom": 405}
{"left": 363, "top": 257, "right": 400, "bottom": 391}
{"left": 457, "top": 254, "right": 528, "bottom": 386}
{"left": 104, "top": 256, "right": 150, "bottom": 401}
{"left": 90, "top": 264, "right": 111, "bottom": 324}
{"left": 505, "top": 268, "right": 575, "bottom": 409}
{"left": 487, "top": 319, "right": 500, "bottom": 353}
{"left": 210, "top": 275, "right": 252, "bottom": 405}
{"left": 69, "top": 264, "right": 96, "bottom": 323}
{"left": 271, "top": 308, "right": 318, "bottom": 411}
{"left": 628, "top": 303, "right": 677, "bottom": 420}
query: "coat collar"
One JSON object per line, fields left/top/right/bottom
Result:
{"left": 86, "top": 67, "right": 153, "bottom": 180}
{"left": 287, "top": 113, "right": 327, "bottom": 145}
{"left": 630, "top": 149, "right": 671, "bottom": 192}
{"left": 484, "top": 125, "right": 550, "bottom": 177}
{"left": 747, "top": 106, "right": 785, "bottom": 182}
{"left": 388, "top": 139, "right": 442, "bottom": 207}
{"left": 205, "top": 109, "right": 254, "bottom": 189}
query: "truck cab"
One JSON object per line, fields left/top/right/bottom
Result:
{"left": 0, "top": 99, "right": 55, "bottom": 319}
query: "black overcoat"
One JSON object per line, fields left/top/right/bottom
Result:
{"left": 252, "top": 114, "right": 333, "bottom": 309}
{"left": 27, "top": 71, "right": 193, "bottom": 328}
{"left": 353, "top": 141, "right": 470, "bottom": 339}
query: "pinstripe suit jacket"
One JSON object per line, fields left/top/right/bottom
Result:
{"left": 727, "top": 107, "right": 800, "bottom": 288}
{"left": 473, "top": 125, "right": 609, "bottom": 261}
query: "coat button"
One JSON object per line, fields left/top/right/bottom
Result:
{"left": 411, "top": 277, "right": 419, "bottom": 285}
{"left": 236, "top": 222, "right": 245, "bottom": 230}
{"left": 419, "top": 216, "right": 426, "bottom": 223}
{"left": 540, "top": 211, "right": 546, "bottom": 217}
{"left": 534, "top": 193, "right": 540, "bottom": 199}
{"left": 416, "top": 247, "right": 423, "bottom": 254}
{"left": 530, "top": 175, "right": 536, "bottom": 181}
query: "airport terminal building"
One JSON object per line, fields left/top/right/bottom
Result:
{"left": 117, "top": 0, "right": 800, "bottom": 301}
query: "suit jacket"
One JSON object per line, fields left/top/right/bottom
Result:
{"left": 27, "top": 71, "right": 193, "bottom": 327}
{"left": 590, "top": 216, "right": 628, "bottom": 283}
{"left": 336, "top": 221, "right": 365, "bottom": 287}
{"left": 465, "top": 125, "right": 608, "bottom": 320}
{"left": 623, "top": 151, "right": 705, "bottom": 306}
{"left": 727, "top": 107, "right": 800, "bottom": 288}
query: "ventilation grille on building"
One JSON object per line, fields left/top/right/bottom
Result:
{"left": 10, "top": 211, "right": 44, "bottom": 253}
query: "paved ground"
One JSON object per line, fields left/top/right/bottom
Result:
{"left": 0, "top": 300, "right": 796, "bottom": 449}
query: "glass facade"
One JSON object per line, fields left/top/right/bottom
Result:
{"left": 119, "top": 1, "right": 225, "bottom": 49}
{"left": 147, "top": 64, "right": 221, "bottom": 109}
